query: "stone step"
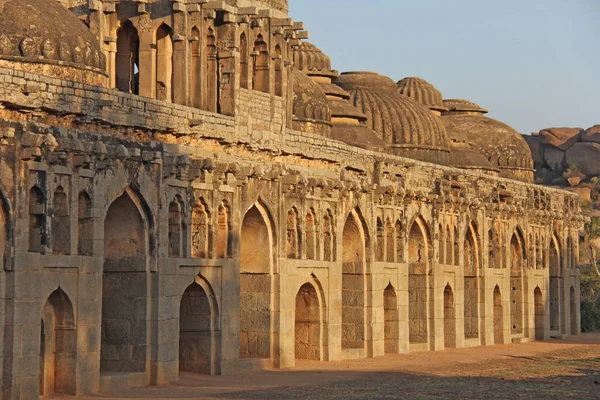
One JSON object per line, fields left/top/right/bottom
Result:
{"left": 99, "top": 372, "right": 148, "bottom": 393}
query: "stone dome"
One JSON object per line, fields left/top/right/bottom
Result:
{"left": 292, "top": 69, "right": 332, "bottom": 136}
{"left": 442, "top": 99, "right": 534, "bottom": 182}
{"left": 397, "top": 77, "right": 447, "bottom": 113}
{"left": 294, "top": 42, "right": 336, "bottom": 78}
{"left": 336, "top": 72, "right": 451, "bottom": 165}
{"left": 0, "top": 0, "right": 106, "bottom": 84}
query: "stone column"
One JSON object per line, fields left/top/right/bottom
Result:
{"left": 172, "top": 1, "right": 188, "bottom": 106}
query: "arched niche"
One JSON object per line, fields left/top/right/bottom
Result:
{"left": 384, "top": 283, "right": 399, "bottom": 354}
{"left": 493, "top": 285, "right": 503, "bottom": 344}
{"left": 29, "top": 186, "right": 46, "bottom": 253}
{"left": 239, "top": 202, "right": 274, "bottom": 360}
{"left": 40, "top": 288, "right": 76, "bottom": 396}
{"left": 192, "top": 197, "right": 211, "bottom": 259}
{"left": 534, "top": 287, "right": 544, "bottom": 340}
{"left": 52, "top": 186, "right": 70, "bottom": 255}
{"left": 408, "top": 217, "right": 430, "bottom": 344}
{"left": 549, "top": 234, "right": 562, "bottom": 333}
{"left": 464, "top": 223, "right": 480, "bottom": 339}
{"left": 240, "top": 32, "right": 249, "bottom": 89}
{"left": 295, "top": 282, "right": 321, "bottom": 360}
{"left": 101, "top": 190, "right": 150, "bottom": 373}
{"left": 443, "top": 284, "right": 456, "bottom": 348}
{"left": 341, "top": 209, "right": 367, "bottom": 350}
{"left": 510, "top": 230, "right": 526, "bottom": 335}
{"left": 179, "top": 276, "right": 219, "bottom": 375}
{"left": 253, "top": 34, "right": 269, "bottom": 93}
{"left": 77, "top": 191, "right": 93, "bottom": 256}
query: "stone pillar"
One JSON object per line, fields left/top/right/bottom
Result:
{"left": 217, "top": 16, "right": 238, "bottom": 116}
{"left": 138, "top": 29, "right": 156, "bottom": 99}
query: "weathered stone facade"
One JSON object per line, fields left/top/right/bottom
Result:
{"left": 0, "top": 1, "right": 584, "bottom": 399}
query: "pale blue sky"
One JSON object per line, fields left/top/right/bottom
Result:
{"left": 288, "top": 0, "right": 599, "bottom": 134}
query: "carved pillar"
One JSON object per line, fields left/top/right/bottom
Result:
{"left": 217, "top": 16, "right": 237, "bottom": 116}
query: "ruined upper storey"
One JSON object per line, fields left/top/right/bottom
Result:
{"left": 0, "top": 0, "right": 535, "bottom": 182}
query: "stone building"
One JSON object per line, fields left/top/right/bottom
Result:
{"left": 0, "top": 0, "right": 584, "bottom": 398}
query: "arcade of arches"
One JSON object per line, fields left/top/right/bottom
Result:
{"left": 0, "top": 0, "right": 585, "bottom": 398}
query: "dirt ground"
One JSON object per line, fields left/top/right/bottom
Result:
{"left": 50, "top": 333, "right": 600, "bottom": 400}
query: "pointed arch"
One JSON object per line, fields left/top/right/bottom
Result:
{"left": 444, "top": 284, "right": 456, "bottom": 348}
{"left": 239, "top": 200, "right": 275, "bottom": 360}
{"left": 510, "top": 230, "right": 525, "bottom": 335}
{"left": 305, "top": 208, "right": 317, "bottom": 260}
{"left": 40, "top": 288, "right": 76, "bottom": 396}
{"left": 29, "top": 186, "right": 46, "bottom": 253}
{"left": 190, "top": 26, "right": 202, "bottom": 108}
{"left": 385, "top": 218, "right": 394, "bottom": 263}
{"left": 534, "top": 287, "right": 544, "bottom": 340}
{"left": 493, "top": 285, "right": 503, "bottom": 344}
{"left": 464, "top": 223, "right": 480, "bottom": 339}
{"left": 216, "top": 200, "right": 230, "bottom": 258}
{"left": 155, "top": 23, "right": 173, "bottom": 102}
{"left": 116, "top": 20, "right": 139, "bottom": 94}
{"left": 395, "top": 219, "right": 404, "bottom": 263}
{"left": 376, "top": 217, "right": 384, "bottom": 262}
{"left": 168, "top": 196, "right": 184, "bottom": 257}
{"left": 240, "top": 31, "right": 249, "bottom": 89}
{"left": 408, "top": 215, "right": 430, "bottom": 344}
{"left": 286, "top": 206, "right": 300, "bottom": 259}
{"left": 549, "top": 234, "right": 561, "bottom": 333}
{"left": 77, "top": 191, "right": 93, "bottom": 256}
{"left": 341, "top": 208, "right": 368, "bottom": 350}
{"left": 274, "top": 44, "right": 282, "bottom": 96}
{"left": 179, "top": 275, "right": 220, "bottom": 374}
{"left": 101, "top": 189, "right": 151, "bottom": 373}
{"left": 295, "top": 282, "right": 320, "bottom": 360}
{"left": 322, "top": 209, "right": 335, "bottom": 262}
{"left": 192, "top": 197, "right": 211, "bottom": 259}
{"left": 384, "top": 283, "right": 399, "bottom": 354}
{"left": 253, "top": 34, "right": 269, "bottom": 93}
{"left": 52, "top": 186, "right": 70, "bottom": 255}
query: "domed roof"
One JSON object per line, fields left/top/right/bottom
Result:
{"left": 397, "top": 77, "right": 447, "bottom": 112}
{"left": 442, "top": 100, "right": 534, "bottom": 182}
{"left": 336, "top": 72, "right": 451, "bottom": 165}
{"left": 0, "top": 0, "right": 105, "bottom": 72}
{"left": 443, "top": 99, "right": 488, "bottom": 114}
{"left": 449, "top": 145, "right": 498, "bottom": 173}
{"left": 295, "top": 42, "right": 337, "bottom": 78}
{"left": 292, "top": 69, "right": 331, "bottom": 136}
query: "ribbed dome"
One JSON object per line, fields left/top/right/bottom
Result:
{"left": 294, "top": 42, "right": 336, "bottom": 78}
{"left": 442, "top": 100, "right": 534, "bottom": 182}
{"left": 336, "top": 72, "right": 451, "bottom": 165}
{"left": 444, "top": 99, "right": 488, "bottom": 114}
{"left": 292, "top": 69, "right": 331, "bottom": 136}
{"left": 397, "top": 77, "right": 447, "bottom": 113}
{"left": 0, "top": 0, "right": 105, "bottom": 73}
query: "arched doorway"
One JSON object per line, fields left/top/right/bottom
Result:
{"left": 464, "top": 224, "right": 479, "bottom": 339}
{"left": 384, "top": 283, "right": 399, "bottom": 354}
{"left": 510, "top": 232, "right": 525, "bottom": 335}
{"left": 408, "top": 218, "right": 429, "bottom": 345}
{"left": 444, "top": 284, "right": 456, "bottom": 348}
{"left": 179, "top": 282, "right": 212, "bottom": 374}
{"left": 101, "top": 191, "right": 149, "bottom": 373}
{"left": 534, "top": 287, "right": 544, "bottom": 341}
{"left": 493, "top": 285, "right": 503, "bottom": 344}
{"left": 570, "top": 286, "right": 578, "bottom": 335}
{"left": 40, "top": 289, "right": 76, "bottom": 396}
{"left": 295, "top": 283, "right": 321, "bottom": 360}
{"left": 549, "top": 237, "right": 561, "bottom": 334}
{"left": 239, "top": 203, "right": 272, "bottom": 360}
{"left": 341, "top": 210, "right": 366, "bottom": 350}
